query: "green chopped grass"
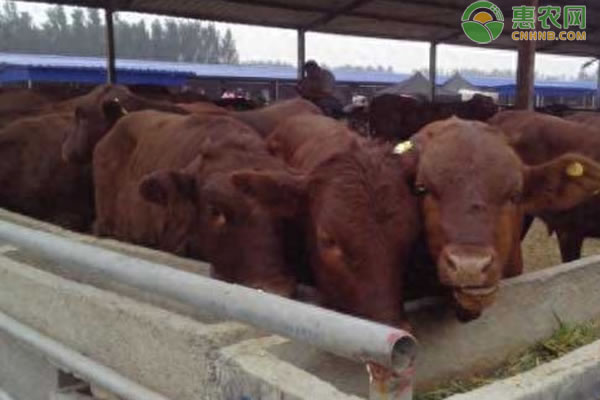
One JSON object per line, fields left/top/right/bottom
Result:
{"left": 416, "top": 320, "right": 600, "bottom": 400}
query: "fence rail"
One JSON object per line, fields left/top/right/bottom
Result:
{"left": 0, "top": 219, "right": 417, "bottom": 400}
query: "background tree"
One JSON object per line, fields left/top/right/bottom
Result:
{"left": 0, "top": 0, "right": 240, "bottom": 64}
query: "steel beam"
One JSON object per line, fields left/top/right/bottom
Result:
{"left": 597, "top": 58, "right": 600, "bottom": 110}
{"left": 429, "top": 42, "right": 437, "bottom": 101}
{"left": 303, "top": 0, "right": 374, "bottom": 30}
{"left": 297, "top": 29, "right": 306, "bottom": 81}
{"left": 515, "top": 0, "right": 539, "bottom": 110}
{"left": 104, "top": 6, "right": 116, "bottom": 84}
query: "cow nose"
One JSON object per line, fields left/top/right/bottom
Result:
{"left": 440, "top": 245, "right": 496, "bottom": 286}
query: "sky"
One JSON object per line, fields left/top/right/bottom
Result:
{"left": 3, "top": 0, "right": 598, "bottom": 80}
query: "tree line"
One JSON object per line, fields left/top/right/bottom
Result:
{"left": 0, "top": 1, "right": 239, "bottom": 63}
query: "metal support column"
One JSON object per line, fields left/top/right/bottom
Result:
{"left": 596, "top": 58, "right": 600, "bottom": 110}
{"left": 297, "top": 29, "right": 306, "bottom": 81}
{"left": 515, "top": 0, "right": 538, "bottom": 110}
{"left": 429, "top": 42, "right": 437, "bottom": 102}
{"left": 104, "top": 6, "right": 116, "bottom": 84}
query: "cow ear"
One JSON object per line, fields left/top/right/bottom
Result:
{"left": 102, "top": 98, "right": 128, "bottom": 124}
{"left": 392, "top": 132, "right": 430, "bottom": 181}
{"left": 231, "top": 170, "right": 307, "bottom": 217}
{"left": 522, "top": 153, "right": 600, "bottom": 213}
{"left": 139, "top": 169, "right": 196, "bottom": 206}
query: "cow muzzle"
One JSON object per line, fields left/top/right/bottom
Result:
{"left": 438, "top": 244, "right": 500, "bottom": 319}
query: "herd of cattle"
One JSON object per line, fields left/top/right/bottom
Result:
{"left": 1, "top": 84, "right": 600, "bottom": 331}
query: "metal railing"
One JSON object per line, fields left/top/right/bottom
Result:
{"left": 0, "top": 312, "right": 168, "bottom": 400}
{"left": 0, "top": 220, "right": 417, "bottom": 400}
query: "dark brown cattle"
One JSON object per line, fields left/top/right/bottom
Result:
{"left": 0, "top": 88, "right": 50, "bottom": 114}
{"left": 369, "top": 93, "right": 499, "bottom": 141}
{"left": 93, "top": 110, "right": 296, "bottom": 296}
{"left": 214, "top": 97, "right": 258, "bottom": 111}
{"left": 490, "top": 110, "right": 600, "bottom": 262}
{"left": 231, "top": 97, "right": 322, "bottom": 137}
{"left": 400, "top": 117, "right": 600, "bottom": 319}
{"left": 62, "top": 84, "right": 187, "bottom": 164}
{"left": 0, "top": 87, "right": 91, "bottom": 129}
{"left": 176, "top": 101, "right": 228, "bottom": 115}
{"left": 442, "top": 94, "right": 499, "bottom": 121}
{"left": 0, "top": 112, "right": 94, "bottom": 231}
{"left": 0, "top": 89, "right": 56, "bottom": 128}
{"left": 232, "top": 115, "right": 421, "bottom": 329}
{"left": 369, "top": 94, "right": 421, "bottom": 142}
{"left": 565, "top": 111, "right": 600, "bottom": 126}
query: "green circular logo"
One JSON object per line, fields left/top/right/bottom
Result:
{"left": 461, "top": 1, "right": 504, "bottom": 44}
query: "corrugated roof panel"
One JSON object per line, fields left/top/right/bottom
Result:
{"left": 358, "top": 1, "right": 460, "bottom": 21}
{"left": 14, "top": 0, "right": 600, "bottom": 57}
{"left": 129, "top": 0, "right": 322, "bottom": 28}
{"left": 320, "top": 15, "right": 456, "bottom": 42}
{"left": 0, "top": 52, "right": 410, "bottom": 84}
{"left": 0, "top": 52, "right": 596, "bottom": 91}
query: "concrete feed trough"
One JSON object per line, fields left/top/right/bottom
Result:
{"left": 0, "top": 208, "right": 599, "bottom": 399}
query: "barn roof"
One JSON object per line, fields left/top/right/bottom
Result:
{"left": 0, "top": 52, "right": 409, "bottom": 84}
{"left": 16, "top": 0, "right": 600, "bottom": 58}
{"left": 0, "top": 53, "right": 595, "bottom": 96}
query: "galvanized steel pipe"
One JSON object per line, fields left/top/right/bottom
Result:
{"left": 0, "top": 311, "right": 169, "bottom": 400}
{"left": 0, "top": 220, "right": 417, "bottom": 373}
{"left": 0, "top": 389, "right": 16, "bottom": 400}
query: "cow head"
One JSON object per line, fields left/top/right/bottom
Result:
{"left": 138, "top": 157, "right": 297, "bottom": 298}
{"left": 232, "top": 143, "right": 421, "bottom": 329}
{"left": 464, "top": 94, "right": 498, "bottom": 120}
{"left": 399, "top": 117, "right": 600, "bottom": 320}
{"left": 63, "top": 84, "right": 186, "bottom": 164}
{"left": 62, "top": 85, "right": 134, "bottom": 164}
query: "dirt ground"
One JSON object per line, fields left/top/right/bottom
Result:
{"left": 522, "top": 219, "right": 600, "bottom": 272}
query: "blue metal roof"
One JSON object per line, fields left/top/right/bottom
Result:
{"left": 0, "top": 52, "right": 409, "bottom": 85}
{"left": 0, "top": 53, "right": 596, "bottom": 96}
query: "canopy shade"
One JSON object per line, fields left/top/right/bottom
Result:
{"left": 16, "top": 0, "right": 600, "bottom": 58}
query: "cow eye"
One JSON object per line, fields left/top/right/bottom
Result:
{"left": 317, "top": 230, "right": 337, "bottom": 249}
{"left": 412, "top": 184, "right": 428, "bottom": 196}
{"left": 321, "top": 236, "right": 337, "bottom": 249}
{"left": 510, "top": 191, "right": 522, "bottom": 204}
{"left": 207, "top": 204, "right": 227, "bottom": 226}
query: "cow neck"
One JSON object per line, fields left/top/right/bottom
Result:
{"left": 124, "top": 95, "right": 189, "bottom": 115}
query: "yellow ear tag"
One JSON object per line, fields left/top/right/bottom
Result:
{"left": 566, "top": 161, "right": 584, "bottom": 177}
{"left": 113, "top": 97, "right": 128, "bottom": 115}
{"left": 393, "top": 140, "right": 413, "bottom": 155}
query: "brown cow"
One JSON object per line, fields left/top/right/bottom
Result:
{"left": 0, "top": 87, "right": 93, "bottom": 129}
{"left": 62, "top": 84, "right": 188, "bottom": 164}
{"left": 369, "top": 93, "right": 498, "bottom": 142}
{"left": 231, "top": 97, "right": 322, "bottom": 137}
{"left": 0, "top": 112, "right": 94, "bottom": 231}
{"left": 490, "top": 110, "right": 600, "bottom": 262}
{"left": 93, "top": 110, "right": 296, "bottom": 296}
{"left": 369, "top": 94, "right": 421, "bottom": 142}
{"left": 232, "top": 115, "right": 421, "bottom": 329}
{"left": 565, "top": 111, "right": 600, "bottom": 126}
{"left": 176, "top": 101, "right": 228, "bottom": 115}
{"left": 0, "top": 88, "right": 60, "bottom": 128}
{"left": 399, "top": 117, "right": 600, "bottom": 320}
{"left": 0, "top": 88, "right": 50, "bottom": 114}
{"left": 181, "top": 98, "right": 321, "bottom": 137}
